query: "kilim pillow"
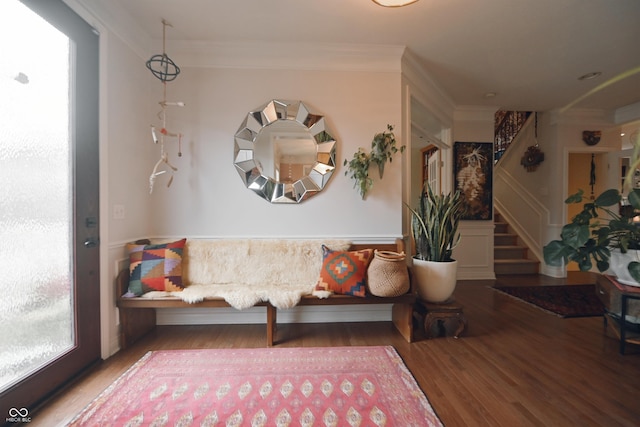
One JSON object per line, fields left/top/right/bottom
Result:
{"left": 315, "top": 245, "right": 373, "bottom": 297}
{"left": 127, "top": 238, "right": 187, "bottom": 296}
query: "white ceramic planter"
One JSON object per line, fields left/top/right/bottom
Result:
{"left": 412, "top": 258, "right": 458, "bottom": 302}
{"left": 608, "top": 249, "right": 640, "bottom": 287}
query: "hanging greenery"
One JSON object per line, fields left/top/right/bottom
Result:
{"left": 370, "top": 124, "right": 404, "bottom": 179}
{"left": 344, "top": 125, "right": 405, "bottom": 199}
{"left": 344, "top": 148, "right": 372, "bottom": 200}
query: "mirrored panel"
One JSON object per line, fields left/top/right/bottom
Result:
{"left": 234, "top": 100, "right": 336, "bottom": 203}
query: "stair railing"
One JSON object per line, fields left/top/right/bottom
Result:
{"left": 494, "top": 110, "right": 532, "bottom": 163}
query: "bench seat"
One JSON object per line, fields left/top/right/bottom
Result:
{"left": 116, "top": 240, "right": 416, "bottom": 348}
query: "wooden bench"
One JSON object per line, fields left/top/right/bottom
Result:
{"left": 116, "top": 241, "right": 416, "bottom": 348}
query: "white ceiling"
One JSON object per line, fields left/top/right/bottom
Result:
{"left": 101, "top": 0, "right": 640, "bottom": 114}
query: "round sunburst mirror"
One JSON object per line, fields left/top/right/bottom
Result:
{"left": 233, "top": 100, "right": 337, "bottom": 203}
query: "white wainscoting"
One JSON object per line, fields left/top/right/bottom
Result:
{"left": 454, "top": 221, "right": 496, "bottom": 280}
{"left": 156, "top": 305, "right": 393, "bottom": 325}
{"left": 494, "top": 168, "right": 549, "bottom": 262}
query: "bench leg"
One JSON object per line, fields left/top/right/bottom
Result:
{"left": 392, "top": 303, "right": 414, "bottom": 342}
{"left": 119, "top": 307, "right": 156, "bottom": 349}
{"left": 266, "top": 305, "right": 277, "bottom": 347}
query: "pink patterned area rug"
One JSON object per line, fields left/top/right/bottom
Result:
{"left": 69, "top": 346, "right": 442, "bottom": 426}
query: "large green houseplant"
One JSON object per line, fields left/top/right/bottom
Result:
{"left": 543, "top": 66, "right": 640, "bottom": 286}
{"left": 543, "top": 187, "right": 640, "bottom": 285}
{"left": 406, "top": 183, "right": 464, "bottom": 302}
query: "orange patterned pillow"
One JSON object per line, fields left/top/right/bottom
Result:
{"left": 315, "top": 245, "right": 373, "bottom": 297}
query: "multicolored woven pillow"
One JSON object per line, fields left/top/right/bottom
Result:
{"left": 127, "top": 238, "right": 187, "bottom": 296}
{"left": 315, "top": 245, "right": 373, "bottom": 297}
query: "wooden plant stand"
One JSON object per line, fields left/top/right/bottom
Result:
{"left": 596, "top": 274, "right": 640, "bottom": 354}
{"left": 414, "top": 298, "right": 467, "bottom": 339}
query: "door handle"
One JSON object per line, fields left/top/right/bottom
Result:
{"left": 84, "top": 237, "right": 99, "bottom": 248}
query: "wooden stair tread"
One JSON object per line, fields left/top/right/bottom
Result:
{"left": 494, "top": 258, "right": 539, "bottom": 264}
{"left": 494, "top": 210, "right": 540, "bottom": 274}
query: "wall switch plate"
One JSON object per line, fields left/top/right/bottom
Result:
{"left": 113, "top": 204, "right": 125, "bottom": 220}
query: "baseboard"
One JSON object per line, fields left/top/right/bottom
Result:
{"left": 156, "top": 304, "right": 393, "bottom": 325}
{"left": 457, "top": 271, "right": 496, "bottom": 280}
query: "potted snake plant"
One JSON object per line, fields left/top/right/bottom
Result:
{"left": 406, "top": 183, "right": 464, "bottom": 302}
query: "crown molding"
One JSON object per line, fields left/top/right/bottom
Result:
{"left": 63, "top": 0, "right": 152, "bottom": 59}
{"left": 615, "top": 101, "right": 640, "bottom": 125}
{"left": 549, "top": 108, "right": 615, "bottom": 126}
{"left": 402, "top": 49, "right": 456, "bottom": 125}
{"left": 64, "top": 0, "right": 404, "bottom": 72}
{"left": 170, "top": 40, "right": 405, "bottom": 72}
{"left": 453, "top": 105, "right": 499, "bottom": 122}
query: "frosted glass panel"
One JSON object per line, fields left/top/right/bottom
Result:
{"left": 0, "top": 1, "right": 74, "bottom": 391}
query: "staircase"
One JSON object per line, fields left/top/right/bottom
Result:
{"left": 494, "top": 211, "right": 540, "bottom": 275}
{"left": 494, "top": 110, "right": 532, "bottom": 163}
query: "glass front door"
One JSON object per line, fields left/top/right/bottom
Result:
{"left": 0, "top": 0, "right": 100, "bottom": 416}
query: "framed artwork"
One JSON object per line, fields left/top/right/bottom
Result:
{"left": 454, "top": 142, "right": 493, "bottom": 220}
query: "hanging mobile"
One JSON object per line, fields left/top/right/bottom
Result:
{"left": 146, "top": 19, "right": 186, "bottom": 194}
{"left": 589, "top": 153, "right": 596, "bottom": 200}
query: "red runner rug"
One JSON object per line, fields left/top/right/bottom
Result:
{"left": 493, "top": 284, "right": 604, "bottom": 318}
{"left": 69, "top": 346, "right": 442, "bottom": 426}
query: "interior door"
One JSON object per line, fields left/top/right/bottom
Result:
{"left": 566, "top": 152, "right": 608, "bottom": 271}
{"left": 427, "top": 148, "right": 441, "bottom": 193}
{"left": 0, "top": 0, "right": 100, "bottom": 416}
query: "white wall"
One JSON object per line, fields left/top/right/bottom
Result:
{"left": 547, "top": 110, "right": 621, "bottom": 223}
{"left": 149, "top": 67, "right": 404, "bottom": 240}
{"left": 451, "top": 107, "right": 498, "bottom": 280}
{"left": 99, "top": 30, "right": 155, "bottom": 357}
{"left": 97, "top": 40, "right": 406, "bottom": 355}
{"left": 106, "top": 36, "right": 155, "bottom": 242}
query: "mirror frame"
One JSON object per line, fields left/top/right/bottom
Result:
{"left": 234, "top": 99, "right": 337, "bottom": 203}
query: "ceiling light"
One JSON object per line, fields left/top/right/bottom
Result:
{"left": 577, "top": 71, "right": 602, "bottom": 81}
{"left": 372, "top": 0, "right": 420, "bottom": 7}
{"left": 484, "top": 92, "right": 497, "bottom": 98}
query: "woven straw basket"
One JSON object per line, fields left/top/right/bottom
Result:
{"left": 367, "top": 250, "right": 410, "bottom": 297}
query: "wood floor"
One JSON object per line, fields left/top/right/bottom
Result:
{"left": 30, "top": 273, "right": 640, "bottom": 427}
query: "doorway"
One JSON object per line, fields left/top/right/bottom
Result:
{"left": 0, "top": 0, "right": 100, "bottom": 415}
{"left": 409, "top": 97, "right": 451, "bottom": 202}
{"left": 423, "top": 146, "right": 441, "bottom": 192}
{"left": 567, "top": 152, "right": 608, "bottom": 271}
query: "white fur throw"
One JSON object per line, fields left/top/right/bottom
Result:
{"left": 143, "top": 239, "right": 351, "bottom": 310}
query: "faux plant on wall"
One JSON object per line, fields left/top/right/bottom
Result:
{"left": 344, "top": 125, "right": 404, "bottom": 199}
{"left": 344, "top": 148, "right": 372, "bottom": 199}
